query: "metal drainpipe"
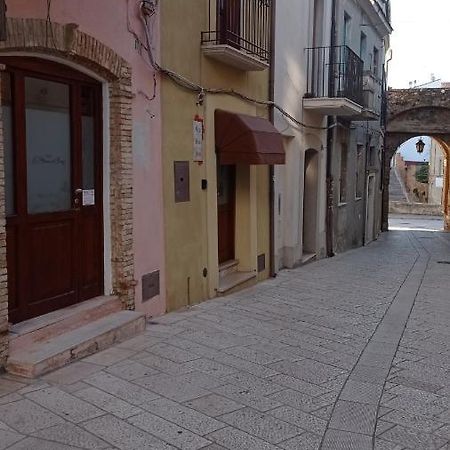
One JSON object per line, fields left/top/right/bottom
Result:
{"left": 269, "top": 0, "right": 276, "bottom": 278}
{"left": 325, "top": 0, "right": 337, "bottom": 257}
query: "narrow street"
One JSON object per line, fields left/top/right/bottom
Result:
{"left": 1, "top": 217, "right": 449, "bottom": 450}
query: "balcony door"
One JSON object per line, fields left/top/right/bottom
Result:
{"left": 218, "top": 0, "right": 241, "bottom": 47}
{"left": 1, "top": 57, "right": 104, "bottom": 323}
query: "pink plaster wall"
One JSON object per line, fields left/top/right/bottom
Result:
{"left": 6, "top": 0, "right": 166, "bottom": 317}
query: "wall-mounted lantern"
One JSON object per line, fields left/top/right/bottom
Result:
{"left": 416, "top": 138, "right": 425, "bottom": 154}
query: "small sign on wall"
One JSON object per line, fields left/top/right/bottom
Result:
{"left": 82, "top": 189, "right": 95, "bottom": 206}
{"left": 193, "top": 115, "right": 204, "bottom": 163}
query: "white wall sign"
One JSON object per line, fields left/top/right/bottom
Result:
{"left": 82, "top": 189, "right": 95, "bottom": 206}
{"left": 436, "top": 176, "right": 444, "bottom": 188}
{"left": 193, "top": 117, "right": 204, "bottom": 162}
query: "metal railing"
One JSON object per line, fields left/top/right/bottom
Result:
{"left": 201, "top": 0, "right": 272, "bottom": 63}
{"left": 305, "top": 45, "right": 364, "bottom": 106}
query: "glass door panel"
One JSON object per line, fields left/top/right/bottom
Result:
{"left": 1, "top": 72, "right": 14, "bottom": 216}
{"left": 25, "top": 77, "right": 71, "bottom": 214}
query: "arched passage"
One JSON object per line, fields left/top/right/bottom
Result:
{"left": 383, "top": 89, "right": 450, "bottom": 231}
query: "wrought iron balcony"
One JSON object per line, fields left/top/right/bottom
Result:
{"left": 201, "top": 0, "right": 272, "bottom": 71}
{"left": 304, "top": 45, "right": 364, "bottom": 116}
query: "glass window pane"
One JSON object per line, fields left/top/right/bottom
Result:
{"left": 25, "top": 77, "right": 71, "bottom": 214}
{"left": 81, "top": 86, "right": 95, "bottom": 190}
{"left": 1, "top": 72, "right": 14, "bottom": 216}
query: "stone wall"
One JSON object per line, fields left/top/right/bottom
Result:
{"left": 0, "top": 18, "right": 136, "bottom": 368}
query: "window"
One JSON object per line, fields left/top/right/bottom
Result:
{"left": 343, "top": 13, "right": 351, "bottom": 46}
{"left": 356, "top": 145, "right": 364, "bottom": 199}
{"left": 339, "top": 144, "right": 348, "bottom": 203}
{"left": 369, "top": 146, "right": 375, "bottom": 167}
{"left": 360, "top": 32, "right": 367, "bottom": 65}
{"left": 373, "top": 47, "right": 379, "bottom": 78}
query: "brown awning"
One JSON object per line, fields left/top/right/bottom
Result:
{"left": 215, "top": 109, "right": 285, "bottom": 165}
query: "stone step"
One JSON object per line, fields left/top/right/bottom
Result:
{"left": 217, "top": 271, "right": 256, "bottom": 295}
{"left": 9, "top": 296, "right": 122, "bottom": 353}
{"left": 219, "top": 259, "right": 239, "bottom": 279}
{"left": 7, "top": 311, "right": 146, "bottom": 378}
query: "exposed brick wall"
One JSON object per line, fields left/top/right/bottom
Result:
{"left": 0, "top": 18, "right": 135, "bottom": 368}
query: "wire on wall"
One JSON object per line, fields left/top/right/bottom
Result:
{"left": 138, "top": 1, "right": 333, "bottom": 131}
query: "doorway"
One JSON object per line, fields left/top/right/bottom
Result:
{"left": 1, "top": 57, "right": 104, "bottom": 323}
{"left": 303, "top": 149, "right": 319, "bottom": 256}
{"left": 217, "top": 164, "right": 236, "bottom": 264}
{"left": 365, "top": 174, "right": 376, "bottom": 243}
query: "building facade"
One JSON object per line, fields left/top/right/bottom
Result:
{"left": 0, "top": 0, "right": 165, "bottom": 369}
{"left": 274, "top": 0, "right": 392, "bottom": 267}
{"left": 159, "top": 0, "right": 284, "bottom": 311}
{"left": 429, "top": 139, "right": 445, "bottom": 206}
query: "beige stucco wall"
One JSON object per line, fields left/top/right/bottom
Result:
{"left": 160, "top": 0, "right": 271, "bottom": 311}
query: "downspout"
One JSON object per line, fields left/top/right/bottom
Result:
{"left": 269, "top": 0, "right": 276, "bottom": 277}
{"left": 325, "top": 0, "right": 337, "bottom": 257}
{"left": 362, "top": 122, "right": 370, "bottom": 245}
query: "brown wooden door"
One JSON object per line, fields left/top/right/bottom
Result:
{"left": 217, "top": 165, "right": 235, "bottom": 264}
{"left": 1, "top": 58, "right": 103, "bottom": 324}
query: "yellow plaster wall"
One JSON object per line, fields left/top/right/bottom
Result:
{"left": 160, "top": 0, "right": 272, "bottom": 311}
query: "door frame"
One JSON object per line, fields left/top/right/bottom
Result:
{"left": 1, "top": 56, "right": 105, "bottom": 323}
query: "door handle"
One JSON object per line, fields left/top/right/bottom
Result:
{"left": 74, "top": 188, "right": 83, "bottom": 195}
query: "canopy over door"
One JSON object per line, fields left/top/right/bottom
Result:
{"left": 215, "top": 109, "right": 285, "bottom": 165}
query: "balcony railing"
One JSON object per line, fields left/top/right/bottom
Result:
{"left": 201, "top": 0, "right": 272, "bottom": 64}
{"left": 305, "top": 46, "right": 364, "bottom": 106}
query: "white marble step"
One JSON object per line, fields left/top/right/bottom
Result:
{"left": 7, "top": 310, "right": 146, "bottom": 378}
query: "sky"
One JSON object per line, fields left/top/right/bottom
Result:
{"left": 389, "top": 0, "right": 450, "bottom": 88}
{"left": 398, "top": 137, "right": 431, "bottom": 162}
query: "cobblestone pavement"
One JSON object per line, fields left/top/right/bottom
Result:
{"left": 1, "top": 222, "right": 450, "bottom": 449}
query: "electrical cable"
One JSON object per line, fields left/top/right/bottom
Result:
{"left": 138, "top": 2, "right": 334, "bottom": 131}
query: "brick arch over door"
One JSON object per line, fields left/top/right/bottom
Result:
{"left": 0, "top": 18, "right": 135, "bottom": 364}
{"left": 382, "top": 88, "right": 450, "bottom": 231}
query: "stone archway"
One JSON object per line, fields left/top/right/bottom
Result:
{"left": 383, "top": 88, "right": 450, "bottom": 231}
{"left": 0, "top": 18, "right": 135, "bottom": 365}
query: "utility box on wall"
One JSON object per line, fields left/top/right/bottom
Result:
{"left": 174, "top": 161, "right": 190, "bottom": 203}
{"left": 142, "top": 270, "right": 160, "bottom": 302}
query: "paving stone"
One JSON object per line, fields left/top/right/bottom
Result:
{"left": 0, "top": 399, "right": 64, "bottom": 433}
{"left": 382, "top": 408, "right": 445, "bottom": 433}
{"left": 223, "top": 346, "right": 284, "bottom": 365}
{"left": 42, "top": 361, "right": 104, "bottom": 385}
{"left": 82, "top": 414, "right": 175, "bottom": 449}
{"left": 129, "top": 412, "right": 212, "bottom": 449}
{"left": 0, "top": 429, "right": 24, "bottom": 450}
{"left": 221, "top": 371, "right": 285, "bottom": 396}
{"left": 105, "top": 360, "right": 161, "bottom": 380}
{"left": 269, "top": 406, "right": 326, "bottom": 435}
{"left": 206, "top": 426, "right": 279, "bottom": 450}
{"left": 322, "top": 429, "right": 373, "bottom": 450}
{"left": 184, "top": 393, "right": 245, "bottom": 417}
{"left": 26, "top": 386, "right": 104, "bottom": 423}
{"left": 83, "top": 347, "right": 138, "bottom": 366}
{"left": 379, "top": 424, "right": 448, "bottom": 449}
{"left": 268, "top": 388, "right": 331, "bottom": 413}
{"left": 219, "top": 407, "right": 301, "bottom": 444}
{"left": 133, "top": 372, "right": 210, "bottom": 402}
{"left": 267, "top": 358, "right": 346, "bottom": 384}
{"left": 85, "top": 372, "right": 160, "bottom": 406}
{"left": 329, "top": 400, "right": 378, "bottom": 435}
{"left": 211, "top": 383, "right": 283, "bottom": 412}
{"left": 340, "top": 379, "right": 383, "bottom": 405}
{"left": 145, "top": 343, "right": 202, "bottom": 363}
{"left": 7, "top": 437, "right": 82, "bottom": 450}
{"left": 278, "top": 431, "right": 322, "bottom": 450}
{"left": 0, "top": 379, "right": 26, "bottom": 397}
{"left": 142, "top": 397, "right": 226, "bottom": 435}
{"left": 181, "top": 358, "right": 238, "bottom": 377}
{"left": 31, "top": 422, "right": 110, "bottom": 449}
{"left": 267, "top": 374, "right": 330, "bottom": 397}
{"left": 75, "top": 386, "right": 143, "bottom": 419}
